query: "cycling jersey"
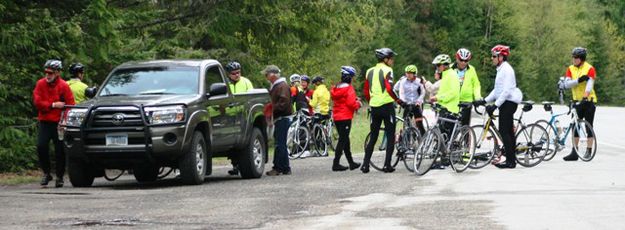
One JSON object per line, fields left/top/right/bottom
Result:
{"left": 452, "top": 63, "right": 482, "bottom": 102}
{"left": 364, "top": 63, "right": 399, "bottom": 107}
{"left": 310, "top": 84, "right": 330, "bottom": 115}
{"left": 228, "top": 76, "right": 254, "bottom": 94}
{"left": 436, "top": 69, "right": 460, "bottom": 114}
{"left": 485, "top": 61, "right": 523, "bottom": 106}
{"left": 565, "top": 62, "right": 597, "bottom": 102}
{"left": 67, "top": 78, "right": 88, "bottom": 104}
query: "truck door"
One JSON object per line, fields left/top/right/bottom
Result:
{"left": 205, "top": 65, "right": 235, "bottom": 150}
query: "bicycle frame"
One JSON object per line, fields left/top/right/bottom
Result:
{"left": 544, "top": 101, "right": 583, "bottom": 147}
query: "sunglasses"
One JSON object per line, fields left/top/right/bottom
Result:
{"left": 229, "top": 71, "right": 241, "bottom": 75}
{"left": 459, "top": 59, "right": 469, "bottom": 62}
{"left": 45, "top": 71, "right": 55, "bottom": 75}
{"left": 491, "top": 55, "right": 498, "bottom": 58}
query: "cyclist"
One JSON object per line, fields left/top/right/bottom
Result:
{"left": 289, "top": 74, "right": 302, "bottom": 111}
{"left": 309, "top": 76, "right": 330, "bottom": 119}
{"left": 33, "top": 59, "right": 76, "bottom": 187}
{"left": 67, "top": 63, "right": 89, "bottom": 104}
{"left": 558, "top": 47, "right": 597, "bottom": 161}
{"left": 474, "top": 45, "right": 523, "bottom": 169}
{"left": 225, "top": 61, "right": 254, "bottom": 94}
{"left": 452, "top": 48, "right": 482, "bottom": 126}
{"left": 362, "top": 48, "right": 404, "bottom": 173}
{"left": 394, "top": 65, "right": 426, "bottom": 135}
{"left": 224, "top": 61, "right": 254, "bottom": 176}
{"left": 330, "top": 66, "right": 362, "bottom": 171}
{"left": 297, "top": 75, "right": 314, "bottom": 114}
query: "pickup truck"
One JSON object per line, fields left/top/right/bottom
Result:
{"left": 59, "top": 60, "right": 270, "bottom": 186}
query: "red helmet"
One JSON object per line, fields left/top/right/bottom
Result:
{"left": 455, "top": 48, "right": 472, "bottom": 61}
{"left": 491, "top": 45, "right": 510, "bottom": 57}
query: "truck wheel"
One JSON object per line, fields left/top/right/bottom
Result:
{"left": 133, "top": 164, "right": 158, "bottom": 182}
{"left": 179, "top": 131, "right": 207, "bottom": 185}
{"left": 238, "top": 128, "right": 266, "bottom": 179}
{"left": 68, "top": 158, "right": 95, "bottom": 187}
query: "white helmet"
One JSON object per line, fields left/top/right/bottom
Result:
{"left": 289, "top": 74, "right": 301, "bottom": 83}
{"left": 456, "top": 48, "right": 472, "bottom": 61}
{"left": 432, "top": 54, "right": 452, "bottom": 65}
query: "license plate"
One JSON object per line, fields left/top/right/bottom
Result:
{"left": 105, "top": 133, "right": 128, "bottom": 146}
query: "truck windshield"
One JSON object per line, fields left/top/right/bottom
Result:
{"left": 99, "top": 66, "right": 199, "bottom": 96}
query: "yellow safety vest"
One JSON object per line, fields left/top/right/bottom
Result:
{"left": 567, "top": 62, "right": 597, "bottom": 102}
{"left": 366, "top": 63, "right": 395, "bottom": 107}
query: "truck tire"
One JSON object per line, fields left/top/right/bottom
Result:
{"left": 133, "top": 164, "right": 158, "bottom": 182}
{"left": 238, "top": 128, "right": 267, "bottom": 179}
{"left": 179, "top": 131, "right": 207, "bottom": 185}
{"left": 68, "top": 158, "right": 95, "bottom": 187}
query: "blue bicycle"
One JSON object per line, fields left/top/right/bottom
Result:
{"left": 535, "top": 90, "right": 597, "bottom": 161}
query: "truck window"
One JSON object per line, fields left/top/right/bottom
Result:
{"left": 205, "top": 65, "right": 226, "bottom": 93}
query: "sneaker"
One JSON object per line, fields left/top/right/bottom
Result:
{"left": 55, "top": 179, "right": 64, "bottom": 188}
{"left": 583, "top": 148, "right": 592, "bottom": 159}
{"left": 266, "top": 169, "right": 290, "bottom": 176}
{"left": 349, "top": 162, "right": 361, "bottom": 170}
{"left": 40, "top": 174, "right": 53, "bottom": 186}
{"left": 494, "top": 161, "right": 516, "bottom": 169}
{"left": 300, "top": 150, "right": 311, "bottom": 158}
{"left": 563, "top": 150, "right": 579, "bottom": 161}
{"left": 332, "top": 164, "right": 349, "bottom": 171}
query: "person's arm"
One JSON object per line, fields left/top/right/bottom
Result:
{"left": 472, "top": 68, "right": 482, "bottom": 100}
{"left": 363, "top": 77, "right": 371, "bottom": 102}
{"left": 562, "top": 68, "right": 579, "bottom": 89}
{"left": 275, "top": 85, "right": 292, "bottom": 113}
{"left": 64, "top": 84, "right": 76, "bottom": 106}
{"left": 245, "top": 78, "right": 254, "bottom": 91}
{"left": 435, "top": 74, "right": 453, "bottom": 104}
{"left": 33, "top": 82, "right": 52, "bottom": 112}
{"left": 417, "top": 84, "right": 425, "bottom": 104}
{"left": 584, "top": 67, "right": 596, "bottom": 98}
{"left": 383, "top": 72, "right": 400, "bottom": 102}
{"left": 348, "top": 86, "right": 361, "bottom": 111}
{"left": 310, "top": 89, "right": 319, "bottom": 109}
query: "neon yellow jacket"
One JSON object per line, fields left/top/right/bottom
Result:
{"left": 229, "top": 76, "right": 254, "bottom": 94}
{"left": 310, "top": 84, "right": 330, "bottom": 115}
{"left": 436, "top": 69, "right": 460, "bottom": 114}
{"left": 67, "top": 78, "right": 88, "bottom": 104}
{"left": 452, "top": 64, "right": 482, "bottom": 102}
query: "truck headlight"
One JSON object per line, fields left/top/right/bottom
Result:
{"left": 144, "top": 105, "right": 186, "bottom": 124}
{"left": 61, "top": 108, "right": 88, "bottom": 127}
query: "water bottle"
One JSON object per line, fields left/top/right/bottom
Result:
{"left": 554, "top": 120, "right": 563, "bottom": 136}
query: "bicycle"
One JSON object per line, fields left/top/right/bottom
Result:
{"left": 413, "top": 103, "right": 476, "bottom": 176}
{"left": 287, "top": 109, "right": 311, "bottom": 159}
{"left": 471, "top": 101, "right": 550, "bottom": 168}
{"left": 535, "top": 89, "right": 597, "bottom": 161}
{"left": 311, "top": 113, "right": 330, "bottom": 157}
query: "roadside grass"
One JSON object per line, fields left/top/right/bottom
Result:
{"left": 0, "top": 170, "right": 40, "bottom": 185}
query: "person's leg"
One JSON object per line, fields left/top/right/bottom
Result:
{"left": 413, "top": 106, "right": 426, "bottom": 135}
{"left": 363, "top": 107, "right": 383, "bottom": 172}
{"left": 36, "top": 122, "right": 54, "bottom": 185}
{"left": 498, "top": 101, "right": 518, "bottom": 167}
{"left": 332, "top": 120, "right": 349, "bottom": 171}
{"left": 382, "top": 104, "right": 396, "bottom": 170}
{"left": 52, "top": 123, "right": 65, "bottom": 186}
{"left": 342, "top": 120, "right": 358, "bottom": 167}
{"left": 274, "top": 118, "right": 291, "bottom": 173}
{"left": 460, "top": 104, "right": 472, "bottom": 126}
{"left": 583, "top": 102, "right": 596, "bottom": 157}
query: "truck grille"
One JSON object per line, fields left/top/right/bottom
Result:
{"left": 90, "top": 108, "right": 144, "bottom": 128}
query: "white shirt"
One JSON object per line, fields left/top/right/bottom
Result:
{"left": 395, "top": 77, "right": 424, "bottom": 104}
{"left": 485, "top": 61, "right": 523, "bottom": 106}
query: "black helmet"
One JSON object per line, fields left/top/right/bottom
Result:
{"left": 301, "top": 75, "right": 310, "bottom": 82}
{"left": 375, "top": 48, "right": 397, "bottom": 61}
{"left": 225, "top": 61, "right": 241, "bottom": 72}
{"left": 572, "top": 47, "right": 587, "bottom": 61}
{"left": 44, "top": 59, "right": 63, "bottom": 71}
{"left": 69, "top": 63, "right": 84, "bottom": 75}
{"left": 312, "top": 76, "right": 324, "bottom": 84}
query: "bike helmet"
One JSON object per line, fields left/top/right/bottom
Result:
{"left": 375, "top": 48, "right": 397, "bottom": 61}
{"left": 431, "top": 54, "right": 452, "bottom": 65}
{"left": 491, "top": 45, "right": 510, "bottom": 57}
{"left": 44, "top": 59, "right": 63, "bottom": 71}
{"left": 69, "top": 63, "right": 84, "bottom": 75}
{"left": 289, "top": 74, "right": 301, "bottom": 83}
{"left": 312, "top": 76, "right": 324, "bottom": 84}
{"left": 572, "top": 47, "right": 587, "bottom": 61}
{"left": 340, "top": 66, "right": 356, "bottom": 83}
{"left": 301, "top": 75, "right": 310, "bottom": 83}
{"left": 456, "top": 48, "right": 472, "bottom": 61}
{"left": 404, "top": 65, "right": 418, "bottom": 74}
{"left": 225, "top": 61, "right": 241, "bottom": 72}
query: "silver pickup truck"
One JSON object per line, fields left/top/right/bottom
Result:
{"left": 59, "top": 60, "right": 270, "bottom": 186}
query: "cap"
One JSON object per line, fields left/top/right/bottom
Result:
{"left": 260, "top": 65, "right": 281, "bottom": 75}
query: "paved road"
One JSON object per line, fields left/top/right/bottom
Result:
{"left": 1, "top": 105, "right": 624, "bottom": 229}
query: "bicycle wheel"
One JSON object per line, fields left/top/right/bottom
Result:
{"left": 449, "top": 125, "right": 476, "bottom": 173}
{"left": 515, "top": 124, "right": 548, "bottom": 167}
{"left": 312, "top": 124, "right": 328, "bottom": 157}
{"left": 364, "top": 130, "right": 393, "bottom": 172}
{"left": 572, "top": 120, "right": 597, "bottom": 162}
{"left": 328, "top": 121, "right": 338, "bottom": 151}
{"left": 288, "top": 126, "right": 309, "bottom": 159}
{"left": 413, "top": 128, "right": 441, "bottom": 176}
{"left": 534, "top": 119, "right": 560, "bottom": 161}
{"left": 468, "top": 125, "right": 498, "bottom": 169}
{"left": 402, "top": 127, "right": 420, "bottom": 172}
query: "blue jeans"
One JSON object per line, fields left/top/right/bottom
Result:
{"left": 273, "top": 117, "right": 291, "bottom": 173}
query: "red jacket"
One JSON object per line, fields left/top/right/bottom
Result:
{"left": 33, "top": 77, "right": 75, "bottom": 122}
{"left": 331, "top": 83, "right": 361, "bottom": 121}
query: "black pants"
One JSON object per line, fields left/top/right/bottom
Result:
{"left": 460, "top": 103, "right": 472, "bottom": 126}
{"left": 499, "top": 101, "right": 518, "bottom": 164}
{"left": 334, "top": 120, "right": 356, "bottom": 165}
{"left": 364, "top": 103, "right": 396, "bottom": 167}
{"left": 574, "top": 101, "right": 596, "bottom": 138}
{"left": 404, "top": 104, "right": 425, "bottom": 135}
{"left": 37, "top": 121, "right": 65, "bottom": 177}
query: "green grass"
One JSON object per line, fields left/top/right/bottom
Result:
{"left": 0, "top": 170, "right": 40, "bottom": 185}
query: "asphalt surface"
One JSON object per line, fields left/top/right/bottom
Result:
{"left": 1, "top": 105, "right": 624, "bottom": 230}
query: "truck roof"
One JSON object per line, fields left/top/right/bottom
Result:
{"left": 116, "top": 59, "right": 220, "bottom": 69}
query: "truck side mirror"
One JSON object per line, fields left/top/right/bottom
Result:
{"left": 207, "top": 83, "right": 228, "bottom": 98}
{"left": 85, "top": 87, "right": 97, "bottom": 99}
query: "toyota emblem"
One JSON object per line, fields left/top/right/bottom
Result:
{"left": 111, "top": 113, "right": 125, "bottom": 126}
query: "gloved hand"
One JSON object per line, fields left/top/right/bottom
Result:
{"left": 473, "top": 99, "right": 487, "bottom": 107}
{"left": 485, "top": 104, "right": 497, "bottom": 115}
{"left": 397, "top": 100, "right": 405, "bottom": 107}
{"left": 578, "top": 75, "right": 589, "bottom": 83}
{"left": 557, "top": 80, "right": 566, "bottom": 90}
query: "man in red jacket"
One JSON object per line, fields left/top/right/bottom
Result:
{"left": 33, "top": 59, "right": 75, "bottom": 187}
